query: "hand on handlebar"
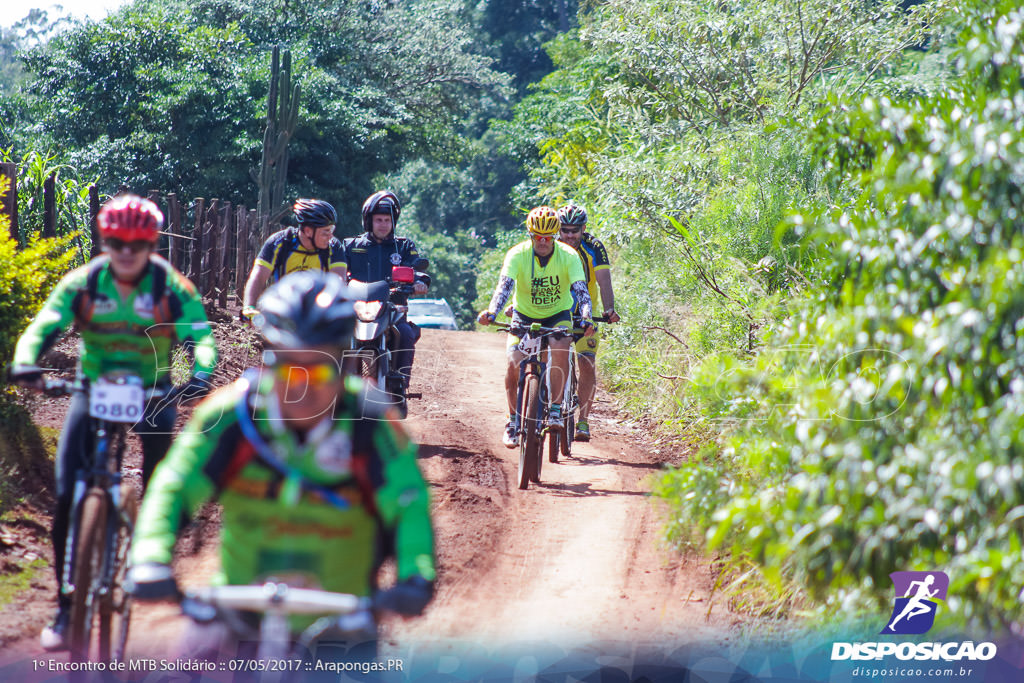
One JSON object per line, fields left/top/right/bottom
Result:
{"left": 604, "top": 309, "right": 621, "bottom": 324}
{"left": 240, "top": 305, "right": 260, "bottom": 324}
{"left": 413, "top": 282, "right": 428, "bottom": 295}
{"left": 126, "top": 563, "right": 181, "bottom": 602}
{"left": 374, "top": 576, "right": 434, "bottom": 617}
{"left": 477, "top": 310, "right": 495, "bottom": 325}
{"left": 580, "top": 319, "right": 596, "bottom": 337}
{"left": 9, "top": 365, "right": 44, "bottom": 390}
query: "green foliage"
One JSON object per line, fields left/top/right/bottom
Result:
{"left": 19, "top": 7, "right": 266, "bottom": 202}
{"left": 0, "top": 205, "right": 78, "bottom": 371}
{"left": 659, "top": 0, "right": 1024, "bottom": 628}
{"left": 6, "top": 0, "right": 511, "bottom": 213}
{"left": 1, "top": 149, "right": 96, "bottom": 261}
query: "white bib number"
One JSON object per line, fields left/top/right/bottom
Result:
{"left": 89, "top": 380, "right": 144, "bottom": 423}
{"left": 517, "top": 335, "right": 541, "bottom": 356}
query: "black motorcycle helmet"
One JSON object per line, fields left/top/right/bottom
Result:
{"left": 254, "top": 271, "right": 355, "bottom": 349}
{"left": 361, "top": 190, "right": 401, "bottom": 234}
{"left": 293, "top": 198, "right": 338, "bottom": 228}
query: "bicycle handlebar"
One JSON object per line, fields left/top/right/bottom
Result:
{"left": 183, "top": 583, "right": 370, "bottom": 616}
{"left": 24, "top": 375, "right": 179, "bottom": 401}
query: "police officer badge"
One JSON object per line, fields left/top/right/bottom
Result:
{"left": 314, "top": 430, "right": 353, "bottom": 475}
{"left": 390, "top": 252, "right": 402, "bottom": 265}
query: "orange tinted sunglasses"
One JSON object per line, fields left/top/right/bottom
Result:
{"left": 530, "top": 233, "right": 554, "bottom": 244}
{"left": 272, "top": 362, "right": 341, "bottom": 386}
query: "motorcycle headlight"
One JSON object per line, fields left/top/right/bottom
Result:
{"left": 354, "top": 300, "right": 383, "bottom": 322}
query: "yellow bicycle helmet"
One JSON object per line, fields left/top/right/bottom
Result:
{"left": 525, "top": 206, "right": 560, "bottom": 236}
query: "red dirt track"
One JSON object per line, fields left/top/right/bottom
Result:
{"left": 0, "top": 328, "right": 736, "bottom": 671}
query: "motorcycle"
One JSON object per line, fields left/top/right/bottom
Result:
{"left": 347, "top": 259, "right": 428, "bottom": 416}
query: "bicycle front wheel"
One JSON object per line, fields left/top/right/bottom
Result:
{"left": 99, "top": 484, "right": 137, "bottom": 663}
{"left": 69, "top": 488, "right": 108, "bottom": 662}
{"left": 518, "top": 373, "right": 541, "bottom": 489}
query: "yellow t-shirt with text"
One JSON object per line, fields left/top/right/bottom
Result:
{"left": 499, "top": 240, "right": 585, "bottom": 319}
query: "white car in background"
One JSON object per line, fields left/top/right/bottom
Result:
{"left": 407, "top": 298, "right": 458, "bottom": 330}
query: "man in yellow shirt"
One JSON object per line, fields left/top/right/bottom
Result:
{"left": 478, "top": 206, "right": 595, "bottom": 448}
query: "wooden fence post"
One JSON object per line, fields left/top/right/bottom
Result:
{"left": 89, "top": 186, "right": 100, "bottom": 257}
{"left": 235, "top": 205, "right": 250, "bottom": 304}
{"left": 43, "top": 172, "right": 56, "bottom": 238}
{"left": 203, "top": 200, "right": 220, "bottom": 299}
{"left": 147, "top": 190, "right": 164, "bottom": 257}
{"left": 189, "top": 198, "right": 205, "bottom": 285}
{"left": 217, "top": 201, "right": 231, "bottom": 309}
{"left": 0, "top": 162, "right": 17, "bottom": 242}
{"left": 166, "top": 193, "right": 179, "bottom": 270}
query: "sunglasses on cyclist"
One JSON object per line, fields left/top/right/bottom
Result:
{"left": 559, "top": 226, "right": 582, "bottom": 235}
{"left": 530, "top": 234, "right": 554, "bottom": 244}
{"left": 271, "top": 361, "right": 341, "bottom": 387}
{"left": 104, "top": 238, "right": 153, "bottom": 254}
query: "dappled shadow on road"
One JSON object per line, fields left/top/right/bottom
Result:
{"left": 534, "top": 479, "right": 649, "bottom": 498}
{"left": 559, "top": 452, "right": 668, "bottom": 471}
{"left": 417, "top": 443, "right": 481, "bottom": 460}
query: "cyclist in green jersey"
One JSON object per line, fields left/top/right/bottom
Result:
{"left": 241, "top": 198, "right": 347, "bottom": 320}
{"left": 478, "top": 206, "right": 595, "bottom": 448}
{"left": 128, "top": 271, "right": 435, "bottom": 664}
{"left": 10, "top": 194, "right": 217, "bottom": 651}
{"left": 556, "top": 202, "right": 620, "bottom": 442}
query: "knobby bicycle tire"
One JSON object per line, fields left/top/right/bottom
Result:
{"left": 69, "top": 488, "right": 108, "bottom": 662}
{"left": 518, "top": 373, "right": 541, "bottom": 489}
{"left": 548, "top": 430, "right": 559, "bottom": 464}
{"left": 99, "top": 484, "right": 137, "bottom": 663}
{"left": 560, "top": 355, "right": 577, "bottom": 457}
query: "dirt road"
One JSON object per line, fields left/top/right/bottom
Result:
{"left": 385, "top": 329, "right": 733, "bottom": 652}
{"left": 1, "top": 328, "right": 736, "bottom": 672}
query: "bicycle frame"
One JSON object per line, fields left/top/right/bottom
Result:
{"left": 63, "top": 417, "right": 129, "bottom": 599}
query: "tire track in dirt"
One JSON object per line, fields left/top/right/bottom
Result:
{"left": 1, "top": 327, "right": 738, "bottom": 669}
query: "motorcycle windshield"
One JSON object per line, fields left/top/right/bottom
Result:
{"left": 347, "top": 279, "right": 390, "bottom": 303}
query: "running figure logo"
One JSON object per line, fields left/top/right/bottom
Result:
{"left": 882, "top": 571, "right": 949, "bottom": 635}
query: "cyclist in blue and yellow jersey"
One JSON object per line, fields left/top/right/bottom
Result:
{"left": 556, "top": 202, "right": 620, "bottom": 442}
{"left": 241, "top": 198, "right": 347, "bottom": 320}
{"left": 478, "top": 206, "right": 595, "bottom": 448}
{"left": 10, "top": 194, "right": 217, "bottom": 652}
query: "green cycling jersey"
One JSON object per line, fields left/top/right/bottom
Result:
{"left": 13, "top": 254, "right": 217, "bottom": 385}
{"left": 130, "top": 371, "right": 435, "bottom": 625}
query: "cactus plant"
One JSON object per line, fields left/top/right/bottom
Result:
{"left": 254, "top": 46, "right": 300, "bottom": 241}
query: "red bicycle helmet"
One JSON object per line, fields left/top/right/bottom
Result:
{"left": 96, "top": 194, "right": 163, "bottom": 243}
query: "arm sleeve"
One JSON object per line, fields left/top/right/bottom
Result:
{"left": 372, "top": 415, "right": 436, "bottom": 582}
{"left": 488, "top": 275, "right": 515, "bottom": 314}
{"left": 172, "top": 274, "right": 218, "bottom": 376}
{"left": 12, "top": 271, "right": 79, "bottom": 369}
{"left": 571, "top": 280, "right": 593, "bottom": 320}
{"left": 254, "top": 233, "right": 279, "bottom": 271}
{"left": 130, "top": 401, "right": 223, "bottom": 566}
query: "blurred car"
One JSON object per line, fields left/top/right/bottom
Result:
{"left": 407, "top": 298, "right": 458, "bottom": 330}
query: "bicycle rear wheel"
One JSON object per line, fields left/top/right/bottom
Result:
{"left": 518, "top": 373, "right": 541, "bottom": 489}
{"left": 99, "top": 484, "right": 137, "bottom": 663}
{"left": 69, "top": 488, "right": 108, "bottom": 662}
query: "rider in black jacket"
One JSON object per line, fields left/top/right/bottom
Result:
{"left": 343, "top": 191, "right": 430, "bottom": 389}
